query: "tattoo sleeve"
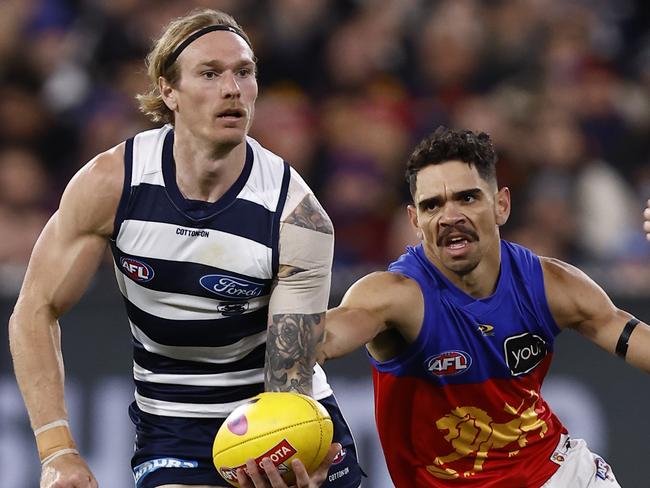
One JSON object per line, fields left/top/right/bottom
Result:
{"left": 266, "top": 179, "right": 334, "bottom": 395}
{"left": 265, "top": 312, "right": 325, "bottom": 395}
{"left": 283, "top": 194, "right": 334, "bottom": 235}
{"left": 276, "top": 264, "right": 306, "bottom": 279}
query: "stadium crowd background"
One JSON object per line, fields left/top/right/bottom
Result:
{"left": 0, "top": 0, "right": 649, "bottom": 300}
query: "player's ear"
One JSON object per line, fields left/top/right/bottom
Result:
{"left": 495, "top": 186, "right": 511, "bottom": 226}
{"left": 159, "top": 76, "right": 178, "bottom": 112}
{"left": 407, "top": 204, "right": 421, "bottom": 238}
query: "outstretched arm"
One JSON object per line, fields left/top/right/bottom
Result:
{"left": 542, "top": 257, "right": 650, "bottom": 373}
{"left": 321, "top": 271, "right": 423, "bottom": 363}
{"left": 265, "top": 171, "right": 334, "bottom": 395}
{"left": 8, "top": 145, "right": 123, "bottom": 487}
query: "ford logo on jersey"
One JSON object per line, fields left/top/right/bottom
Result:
{"left": 426, "top": 350, "right": 472, "bottom": 376}
{"left": 200, "top": 274, "right": 264, "bottom": 300}
{"left": 120, "top": 257, "right": 154, "bottom": 283}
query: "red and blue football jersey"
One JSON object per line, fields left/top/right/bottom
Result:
{"left": 371, "top": 241, "right": 566, "bottom": 487}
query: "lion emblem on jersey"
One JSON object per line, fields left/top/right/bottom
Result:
{"left": 427, "top": 390, "right": 548, "bottom": 479}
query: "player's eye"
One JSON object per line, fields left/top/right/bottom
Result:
{"left": 237, "top": 67, "right": 254, "bottom": 78}
{"left": 421, "top": 200, "right": 439, "bottom": 212}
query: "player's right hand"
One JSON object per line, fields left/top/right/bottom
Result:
{"left": 40, "top": 454, "right": 98, "bottom": 488}
{"left": 237, "top": 443, "right": 341, "bottom": 488}
{"left": 643, "top": 200, "right": 650, "bottom": 241}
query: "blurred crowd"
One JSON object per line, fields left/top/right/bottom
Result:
{"left": 1, "top": 0, "right": 649, "bottom": 298}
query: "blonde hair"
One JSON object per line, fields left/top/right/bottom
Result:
{"left": 136, "top": 9, "right": 252, "bottom": 125}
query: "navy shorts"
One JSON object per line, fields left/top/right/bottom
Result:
{"left": 130, "top": 394, "right": 363, "bottom": 488}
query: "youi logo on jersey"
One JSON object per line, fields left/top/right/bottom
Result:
{"left": 200, "top": 274, "right": 265, "bottom": 300}
{"left": 120, "top": 257, "right": 155, "bottom": 283}
{"left": 503, "top": 332, "right": 547, "bottom": 376}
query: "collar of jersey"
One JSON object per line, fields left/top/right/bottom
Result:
{"left": 414, "top": 241, "right": 510, "bottom": 315}
{"left": 161, "top": 129, "right": 254, "bottom": 221}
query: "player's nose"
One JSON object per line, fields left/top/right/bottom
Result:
{"left": 220, "top": 71, "right": 241, "bottom": 98}
{"left": 439, "top": 202, "right": 466, "bottom": 225}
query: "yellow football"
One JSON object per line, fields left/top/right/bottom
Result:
{"left": 213, "top": 392, "right": 334, "bottom": 487}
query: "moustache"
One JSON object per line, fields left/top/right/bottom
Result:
{"left": 437, "top": 225, "right": 479, "bottom": 247}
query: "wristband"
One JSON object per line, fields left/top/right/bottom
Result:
{"left": 34, "top": 419, "right": 77, "bottom": 463}
{"left": 615, "top": 318, "right": 639, "bottom": 359}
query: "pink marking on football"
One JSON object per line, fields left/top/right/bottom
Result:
{"left": 227, "top": 414, "right": 248, "bottom": 435}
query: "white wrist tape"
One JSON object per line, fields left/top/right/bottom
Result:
{"left": 34, "top": 419, "right": 70, "bottom": 436}
{"left": 34, "top": 418, "right": 77, "bottom": 463}
{"left": 41, "top": 448, "right": 79, "bottom": 467}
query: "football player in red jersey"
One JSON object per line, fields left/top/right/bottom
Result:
{"left": 320, "top": 127, "right": 650, "bottom": 487}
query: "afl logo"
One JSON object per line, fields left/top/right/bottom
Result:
{"left": 200, "top": 274, "right": 264, "bottom": 300}
{"left": 426, "top": 350, "right": 472, "bottom": 376}
{"left": 332, "top": 447, "right": 347, "bottom": 465}
{"left": 120, "top": 257, "right": 154, "bottom": 283}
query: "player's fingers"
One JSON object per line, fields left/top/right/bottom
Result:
{"left": 296, "top": 442, "right": 341, "bottom": 486}
{"left": 244, "top": 458, "right": 271, "bottom": 487}
{"left": 260, "top": 458, "right": 288, "bottom": 487}
{"left": 320, "top": 443, "right": 342, "bottom": 470}
{"left": 237, "top": 467, "right": 255, "bottom": 488}
{"left": 289, "top": 458, "right": 313, "bottom": 487}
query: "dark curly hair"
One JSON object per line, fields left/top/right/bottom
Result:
{"left": 406, "top": 126, "right": 498, "bottom": 198}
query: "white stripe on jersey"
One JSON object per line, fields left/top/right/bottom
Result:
{"left": 116, "top": 220, "right": 272, "bottom": 279}
{"left": 312, "top": 364, "right": 333, "bottom": 400}
{"left": 114, "top": 265, "right": 269, "bottom": 321}
{"left": 135, "top": 391, "right": 254, "bottom": 418}
{"left": 130, "top": 321, "right": 267, "bottom": 363}
{"left": 139, "top": 170, "right": 164, "bottom": 186}
{"left": 237, "top": 186, "right": 274, "bottom": 208}
{"left": 130, "top": 125, "right": 171, "bottom": 186}
{"left": 133, "top": 362, "right": 264, "bottom": 386}
{"left": 237, "top": 137, "right": 286, "bottom": 210}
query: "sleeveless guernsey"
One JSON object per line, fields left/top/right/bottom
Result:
{"left": 372, "top": 241, "right": 566, "bottom": 487}
{"left": 110, "top": 125, "right": 331, "bottom": 418}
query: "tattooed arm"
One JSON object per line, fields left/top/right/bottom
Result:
{"left": 265, "top": 169, "right": 334, "bottom": 395}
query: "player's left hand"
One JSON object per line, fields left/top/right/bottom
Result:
{"left": 236, "top": 443, "right": 341, "bottom": 488}
{"left": 643, "top": 200, "right": 650, "bottom": 241}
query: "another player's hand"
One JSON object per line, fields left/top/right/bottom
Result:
{"left": 644, "top": 199, "right": 650, "bottom": 241}
{"left": 237, "top": 443, "right": 342, "bottom": 488}
{"left": 40, "top": 453, "right": 98, "bottom": 488}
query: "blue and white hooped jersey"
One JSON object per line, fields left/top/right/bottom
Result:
{"left": 110, "top": 125, "right": 330, "bottom": 418}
